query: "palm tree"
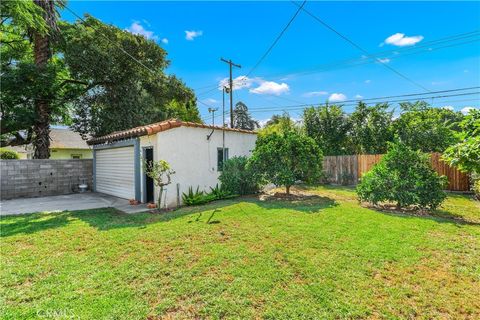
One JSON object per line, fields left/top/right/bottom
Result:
{"left": 32, "top": 0, "right": 62, "bottom": 158}
{"left": 232, "top": 101, "right": 259, "bottom": 131}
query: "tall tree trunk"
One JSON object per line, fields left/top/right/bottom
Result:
{"left": 32, "top": 0, "right": 55, "bottom": 159}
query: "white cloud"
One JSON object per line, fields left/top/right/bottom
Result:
{"left": 204, "top": 98, "right": 218, "bottom": 104}
{"left": 441, "top": 106, "right": 454, "bottom": 111}
{"left": 250, "top": 81, "right": 290, "bottom": 96}
{"left": 303, "top": 91, "right": 328, "bottom": 97}
{"left": 355, "top": 94, "right": 363, "bottom": 99}
{"left": 365, "top": 79, "right": 371, "bottom": 84}
{"left": 461, "top": 107, "right": 477, "bottom": 115}
{"left": 328, "top": 93, "right": 347, "bottom": 102}
{"left": 161, "top": 38, "right": 168, "bottom": 44}
{"left": 185, "top": 30, "right": 203, "bottom": 41}
{"left": 383, "top": 33, "right": 424, "bottom": 47}
{"left": 126, "top": 21, "right": 158, "bottom": 40}
{"left": 258, "top": 118, "right": 270, "bottom": 128}
{"left": 218, "top": 76, "right": 254, "bottom": 91}
{"left": 378, "top": 58, "right": 390, "bottom": 63}
{"left": 218, "top": 76, "right": 290, "bottom": 96}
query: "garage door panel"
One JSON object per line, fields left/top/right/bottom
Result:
{"left": 95, "top": 146, "right": 135, "bottom": 199}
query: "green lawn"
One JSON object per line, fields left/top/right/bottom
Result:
{"left": 1, "top": 186, "right": 479, "bottom": 319}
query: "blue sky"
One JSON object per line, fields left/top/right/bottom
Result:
{"left": 63, "top": 1, "right": 480, "bottom": 124}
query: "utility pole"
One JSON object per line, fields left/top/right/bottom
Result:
{"left": 220, "top": 58, "right": 241, "bottom": 128}
{"left": 208, "top": 107, "right": 218, "bottom": 126}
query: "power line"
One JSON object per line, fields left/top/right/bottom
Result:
{"left": 195, "top": 30, "right": 479, "bottom": 98}
{"left": 246, "top": 0, "right": 307, "bottom": 78}
{"left": 291, "top": 1, "right": 431, "bottom": 92}
{"left": 245, "top": 36, "right": 480, "bottom": 83}
{"left": 202, "top": 87, "right": 480, "bottom": 121}
{"left": 196, "top": 0, "right": 307, "bottom": 98}
{"left": 64, "top": 5, "right": 164, "bottom": 79}
{"left": 247, "top": 92, "right": 480, "bottom": 113}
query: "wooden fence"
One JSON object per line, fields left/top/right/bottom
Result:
{"left": 322, "top": 153, "right": 470, "bottom": 191}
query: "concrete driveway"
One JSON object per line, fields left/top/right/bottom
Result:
{"left": 0, "top": 193, "right": 149, "bottom": 216}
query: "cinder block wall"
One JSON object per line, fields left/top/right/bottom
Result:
{"left": 0, "top": 160, "right": 93, "bottom": 200}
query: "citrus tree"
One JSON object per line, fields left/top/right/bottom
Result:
{"left": 249, "top": 131, "right": 323, "bottom": 194}
{"left": 357, "top": 142, "right": 447, "bottom": 211}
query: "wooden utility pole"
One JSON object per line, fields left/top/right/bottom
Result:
{"left": 220, "top": 58, "right": 241, "bottom": 128}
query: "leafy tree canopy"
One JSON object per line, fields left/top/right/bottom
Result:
{"left": 303, "top": 104, "right": 352, "bottom": 155}
{"left": 1, "top": 7, "right": 201, "bottom": 146}
{"left": 350, "top": 102, "right": 394, "bottom": 154}
{"left": 394, "top": 102, "right": 463, "bottom": 152}
{"left": 442, "top": 108, "right": 480, "bottom": 174}
{"left": 61, "top": 16, "right": 200, "bottom": 138}
{"left": 1, "top": 0, "right": 74, "bottom": 147}
{"left": 259, "top": 112, "right": 299, "bottom": 137}
{"left": 249, "top": 131, "right": 323, "bottom": 194}
{"left": 232, "top": 101, "right": 259, "bottom": 130}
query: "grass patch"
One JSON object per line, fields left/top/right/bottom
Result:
{"left": 1, "top": 186, "right": 479, "bottom": 319}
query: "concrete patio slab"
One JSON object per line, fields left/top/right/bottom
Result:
{"left": 0, "top": 192, "right": 150, "bottom": 216}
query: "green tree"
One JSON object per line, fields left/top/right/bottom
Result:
{"left": 259, "top": 112, "right": 299, "bottom": 137}
{"left": 394, "top": 102, "right": 463, "bottom": 152}
{"left": 303, "top": 104, "right": 352, "bottom": 155}
{"left": 232, "top": 101, "right": 259, "bottom": 130}
{"left": 443, "top": 108, "right": 480, "bottom": 174}
{"left": 349, "top": 102, "right": 394, "bottom": 154}
{"left": 249, "top": 131, "right": 323, "bottom": 194}
{"left": 143, "top": 159, "right": 175, "bottom": 209}
{"left": 1, "top": 0, "right": 73, "bottom": 156}
{"left": 356, "top": 142, "right": 447, "bottom": 211}
{"left": 61, "top": 16, "right": 201, "bottom": 138}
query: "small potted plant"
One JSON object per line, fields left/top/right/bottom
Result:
{"left": 129, "top": 199, "right": 140, "bottom": 205}
{"left": 147, "top": 203, "right": 157, "bottom": 209}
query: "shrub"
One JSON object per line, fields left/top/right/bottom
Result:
{"left": 474, "top": 179, "right": 480, "bottom": 201}
{"left": 471, "top": 173, "right": 480, "bottom": 201}
{"left": 356, "top": 143, "right": 447, "bottom": 211}
{"left": 182, "top": 186, "right": 212, "bottom": 206}
{"left": 249, "top": 131, "right": 323, "bottom": 194}
{"left": 209, "top": 184, "right": 236, "bottom": 200}
{"left": 219, "top": 156, "right": 260, "bottom": 195}
{"left": 0, "top": 148, "right": 20, "bottom": 160}
{"left": 182, "top": 185, "right": 235, "bottom": 206}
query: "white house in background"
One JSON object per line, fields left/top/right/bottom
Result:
{"left": 87, "top": 119, "right": 257, "bottom": 208}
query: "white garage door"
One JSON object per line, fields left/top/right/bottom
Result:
{"left": 95, "top": 146, "right": 135, "bottom": 199}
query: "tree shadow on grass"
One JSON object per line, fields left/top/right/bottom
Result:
{"left": 0, "top": 200, "right": 241, "bottom": 237}
{"left": 0, "top": 193, "right": 338, "bottom": 237}
{"left": 363, "top": 204, "right": 480, "bottom": 227}
{"left": 0, "top": 212, "right": 71, "bottom": 237}
{"left": 245, "top": 194, "right": 338, "bottom": 214}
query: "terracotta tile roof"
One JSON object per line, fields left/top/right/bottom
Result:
{"left": 87, "top": 119, "right": 257, "bottom": 145}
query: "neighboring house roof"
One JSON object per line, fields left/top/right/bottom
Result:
{"left": 87, "top": 119, "right": 257, "bottom": 145}
{"left": 49, "top": 128, "right": 90, "bottom": 149}
{"left": 7, "top": 129, "right": 90, "bottom": 153}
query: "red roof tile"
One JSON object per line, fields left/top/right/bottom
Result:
{"left": 87, "top": 119, "right": 256, "bottom": 145}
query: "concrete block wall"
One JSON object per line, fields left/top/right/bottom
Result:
{"left": 1, "top": 160, "right": 93, "bottom": 200}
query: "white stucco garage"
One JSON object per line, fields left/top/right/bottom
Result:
{"left": 88, "top": 119, "right": 257, "bottom": 208}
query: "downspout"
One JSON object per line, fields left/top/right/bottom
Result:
{"left": 222, "top": 86, "right": 226, "bottom": 169}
